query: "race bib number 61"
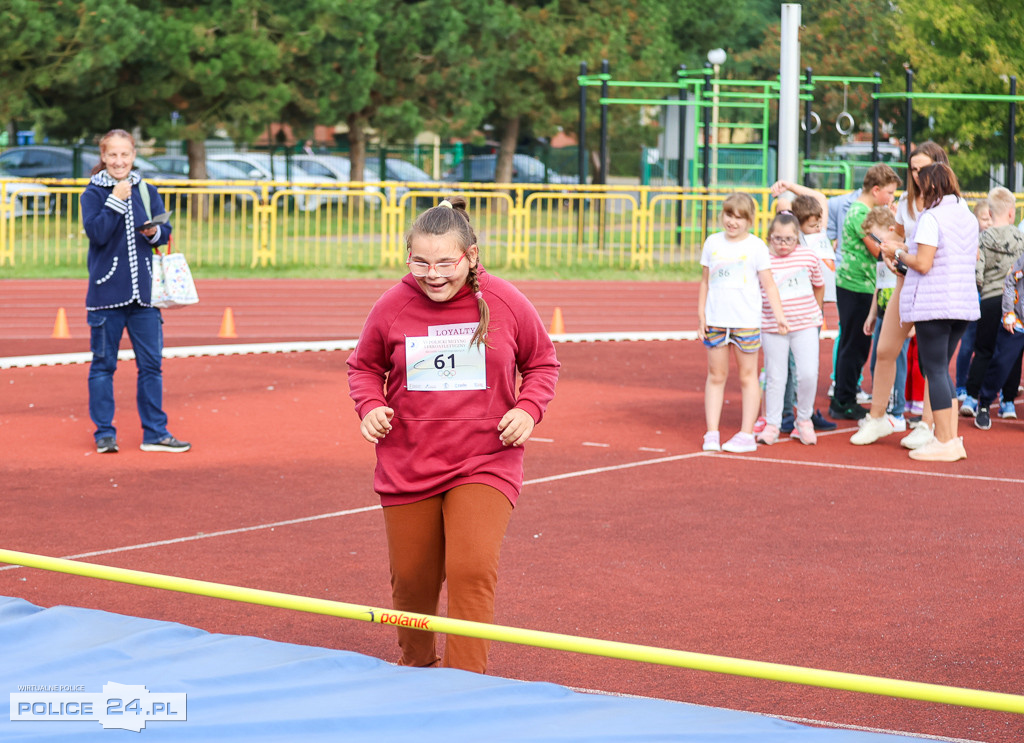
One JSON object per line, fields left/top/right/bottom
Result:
{"left": 406, "top": 335, "right": 486, "bottom": 391}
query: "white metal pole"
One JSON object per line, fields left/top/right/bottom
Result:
{"left": 711, "top": 64, "right": 720, "bottom": 189}
{"left": 778, "top": 3, "right": 802, "bottom": 183}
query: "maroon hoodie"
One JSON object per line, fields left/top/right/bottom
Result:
{"left": 347, "top": 268, "right": 559, "bottom": 507}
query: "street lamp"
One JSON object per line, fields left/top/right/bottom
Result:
{"left": 707, "top": 48, "right": 727, "bottom": 189}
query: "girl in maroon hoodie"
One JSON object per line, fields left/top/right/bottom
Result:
{"left": 347, "top": 196, "right": 559, "bottom": 673}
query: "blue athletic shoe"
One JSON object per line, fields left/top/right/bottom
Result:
{"left": 999, "top": 400, "right": 1017, "bottom": 419}
{"left": 955, "top": 387, "right": 967, "bottom": 402}
{"left": 811, "top": 409, "right": 838, "bottom": 431}
{"left": 959, "top": 396, "right": 978, "bottom": 417}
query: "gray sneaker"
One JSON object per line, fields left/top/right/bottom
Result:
{"left": 96, "top": 436, "right": 119, "bottom": 454}
{"left": 140, "top": 436, "right": 192, "bottom": 453}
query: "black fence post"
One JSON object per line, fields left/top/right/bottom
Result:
{"left": 905, "top": 67, "right": 914, "bottom": 168}
{"left": 803, "top": 67, "right": 813, "bottom": 186}
{"left": 599, "top": 59, "right": 609, "bottom": 186}
{"left": 872, "top": 73, "right": 881, "bottom": 162}
{"left": 578, "top": 61, "right": 588, "bottom": 186}
{"left": 1009, "top": 76, "right": 1017, "bottom": 192}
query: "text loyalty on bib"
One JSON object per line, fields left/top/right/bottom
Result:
{"left": 406, "top": 323, "right": 486, "bottom": 391}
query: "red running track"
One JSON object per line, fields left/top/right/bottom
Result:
{"left": 0, "top": 279, "right": 1021, "bottom": 742}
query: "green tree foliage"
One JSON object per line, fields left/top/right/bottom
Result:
{"left": 121, "top": 1, "right": 302, "bottom": 176}
{"left": 464, "top": 0, "right": 682, "bottom": 183}
{"left": 0, "top": 0, "right": 145, "bottom": 134}
{"left": 343, "top": 0, "right": 490, "bottom": 180}
{"left": 891, "top": 0, "right": 1024, "bottom": 185}
{"left": 735, "top": 0, "right": 902, "bottom": 154}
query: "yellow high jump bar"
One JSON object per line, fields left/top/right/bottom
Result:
{"left": 1, "top": 548, "right": 1021, "bottom": 715}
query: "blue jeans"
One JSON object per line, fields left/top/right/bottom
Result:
{"left": 87, "top": 304, "right": 169, "bottom": 444}
{"left": 870, "top": 315, "right": 908, "bottom": 415}
{"left": 978, "top": 326, "right": 1024, "bottom": 407}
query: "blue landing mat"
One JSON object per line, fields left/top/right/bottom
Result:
{"left": 0, "top": 596, "right": 923, "bottom": 742}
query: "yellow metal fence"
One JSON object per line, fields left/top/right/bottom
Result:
{"left": 0, "top": 179, "right": 994, "bottom": 273}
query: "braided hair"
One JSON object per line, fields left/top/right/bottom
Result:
{"left": 407, "top": 196, "right": 490, "bottom": 348}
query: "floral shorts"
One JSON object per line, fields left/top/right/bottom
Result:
{"left": 702, "top": 326, "right": 761, "bottom": 353}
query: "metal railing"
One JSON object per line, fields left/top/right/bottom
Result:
{"left": 0, "top": 179, "right": 996, "bottom": 273}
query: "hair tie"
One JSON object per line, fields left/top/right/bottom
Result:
{"left": 474, "top": 291, "right": 483, "bottom": 300}
{"left": 778, "top": 209, "right": 793, "bottom": 215}
{"left": 439, "top": 199, "right": 453, "bottom": 209}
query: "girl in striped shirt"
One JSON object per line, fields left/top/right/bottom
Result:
{"left": 757, "top": 211, "right": 825, "bottom": 445}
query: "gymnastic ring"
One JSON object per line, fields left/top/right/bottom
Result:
{"left": 800, "top": 111, "right": 821, "bottom": 135}
{"left": 836, "top": 111, "right": 855, "bottom": 136}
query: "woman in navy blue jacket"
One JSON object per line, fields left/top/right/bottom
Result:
{"left": 81, "top": 129, "right": 190, "bottom": 454}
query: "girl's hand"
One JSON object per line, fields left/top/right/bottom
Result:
{"left": 112, "top": 181, "right": 132, "bottom": 201}
{"left": 697, "top": 319, "right": 708, "bottom": 341}
{"left": 775, "top": 316, "right": 790, "bottom": 335}
{"left": 498, "top": 408, "right": 535, "bottom": 447}
{"left": 1004, "top": 313, "right": 1019, "bottom": 333}
{"left": 359, "top": 406, "right": 394, "bottom": 443}
{"left": 863, "top": 316, "right": 876, "bottom": 336}
{"left": 770, "top": 180, "right": 791, "bottom": 197}
{"left": 140, "top": 226, "right": 158, "bottom": 238}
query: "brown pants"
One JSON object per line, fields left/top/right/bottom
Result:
{"left": 382, "top": 484, "right": 513, "bottom": 674}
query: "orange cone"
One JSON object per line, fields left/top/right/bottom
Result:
{"left": 548, "top": 306, "right": 565, "bottom": 335}
{"left": 218, "top": 307, "right": 238, "bottom": 338}
{"left": 51, "top": 307, "right": 71, "bottom": 339}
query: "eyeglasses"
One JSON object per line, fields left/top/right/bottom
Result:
{"left": 406, "top": 254, "right": 466, "bottom": 277}
{"left": 770, "top": 235, "right": 799, "bottom": 246}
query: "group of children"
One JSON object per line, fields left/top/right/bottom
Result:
{"left": 958, "top": 189, "right": 1024, "bottom": 429}
{"left": 698, "top": 167, "right": 1024, "bottom": 454}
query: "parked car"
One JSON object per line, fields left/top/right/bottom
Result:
{"left": 0, "top": 164, "right": 53, "bottom": 217}
{"left": 0, "top": 145, "right": 183, "bottom": 180}
{"left": 147, "top": 154, "right": 251, "bottom": 180}
{"left": 364, "top": 157, "right": 440, "bottom": 208}
{"left": 208, "top": 153, "right": 339, "bottom": 210}
{"left": 442, "top": 153, "right": 577, "bottom": 186}
{"left": 147, "top": 155, "right": 262, "bottom": 204}
{"left": 364, "top": 157, "right": 436, "bottom": 184}
{"left": 291, "top": 155, "right": 380, "bottom": 205}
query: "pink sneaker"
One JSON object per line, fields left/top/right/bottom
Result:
{"left": 756, "top": 424, "right": 780, "bottom": 445}
{"left": 702, "top": 431, "right": 721, "bottom": 452}
{"left": 792, "top": 419, "right": 817, "bottom": 445}
{"left": 753, "top": 415, "right": 767, "bottom": 433}
{"left": 722, "top": 432, "right": 757, "bottom": 453}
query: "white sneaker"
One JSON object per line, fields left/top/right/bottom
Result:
{"left": 908, "top": 436, "right": 966, "bottom": 462}
{"left": 702, "top": 431, "right": 721, "bottom": 452}
{"left": 900, "top": 421, "right": 934, "bottom": 450}
{"left": 856, "top": 389, "right": 872, "bottom": 404}
{"left": 850, "top": 415, "right": 895, "bottom": 445}
{"left": 827, "top": 380, "right": 835, "bottom": 399}
{"left": 889, "top": 415, "right": 908, "bottom": 433}
{"left": 722, "top": 432, "right": 757, "bottom": 453}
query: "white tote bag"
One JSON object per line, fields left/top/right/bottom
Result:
{"left": 151, "top": 237, "right": 199, "bottom": 309}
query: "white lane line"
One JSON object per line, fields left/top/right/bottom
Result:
{"left": 713, "top": 453, "right": 1024, "bottom": 485}
{"left": 581, "top": 442, "right": 610, "bottom": 448}
{"left": 524, "top": 452, "right": 709, "bottom": 486}
{"left": 638, "top": 447, "right": 667, "bottom": 452}
{"left": 0, "top": 505, "right": 382, "bottom": 572}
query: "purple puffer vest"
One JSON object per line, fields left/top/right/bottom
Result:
{"left": 900, "top": 195, "right": 981, "bottom": 323}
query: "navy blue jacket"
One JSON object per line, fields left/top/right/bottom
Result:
{"left": 82, "top": 176, "right": 171, "bottom": 310}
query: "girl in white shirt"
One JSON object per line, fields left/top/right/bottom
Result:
{"left": 697, "top": 192, "right": 789, "bottom": 453}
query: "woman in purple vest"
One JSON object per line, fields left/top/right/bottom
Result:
{"left": 881, "top": 163, "right": 980, "bottom": 461}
